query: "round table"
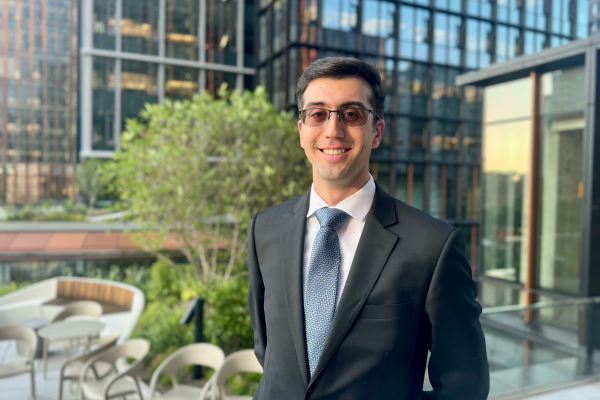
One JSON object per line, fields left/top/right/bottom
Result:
{"left": 18, "top": 317, "right": 48, "bottom": 358}
{"left": 38, "top": 320, "right": 105, "bottom": 379}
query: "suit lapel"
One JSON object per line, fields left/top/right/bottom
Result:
{"left": 308, "top": 185, "right": 399, "bottom": 388}
{"left": 281, "top": 191, "right": 311, "bottom": 388}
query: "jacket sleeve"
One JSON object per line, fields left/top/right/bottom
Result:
{"left": 423, "top": 229, "right": 489, "bottom": 400}
{"left": 247, "top": 214, "right": 268, "bottom": 367}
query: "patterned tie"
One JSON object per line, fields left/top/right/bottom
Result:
{"left": 304, "top": 207, "right": 350, "bottom": 377}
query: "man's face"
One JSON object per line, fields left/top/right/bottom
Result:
{"left": 298, "top": 77, "right": 385, "bottom": 188}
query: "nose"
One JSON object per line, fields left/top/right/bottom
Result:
{"left": 323, "top": 111, "right": 345, "bottom": 138}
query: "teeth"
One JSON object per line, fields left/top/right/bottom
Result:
{"left": 323, "top": 149, "right": 348, "bottom": 155}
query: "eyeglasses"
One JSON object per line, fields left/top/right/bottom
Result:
{"left": 299, "top": 107, "right": 380, "bottom": 128}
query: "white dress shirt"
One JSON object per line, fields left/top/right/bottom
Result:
{"left": 303, "top": 175, "right": 376, "bottom": 306}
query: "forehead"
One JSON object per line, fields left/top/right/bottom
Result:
{"left": 302, "top": 77, "right": 373, "bottom": 108}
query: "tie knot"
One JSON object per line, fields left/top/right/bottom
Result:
{"left": 315, "top": 208, "right": 350, "bottom": 230}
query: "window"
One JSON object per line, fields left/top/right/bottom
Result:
{"left": 362, "top": 0, "right": 396, "bottom": 56}
{"left": 322, "top": 0, "right": 358, "bottom": 50}
{"left": 165, "top": 66, "right": 199, "bottom": 99}
{"left": 166, "top": 0, "right": 199, "bottom": 60}
{"left": 206, "top": 0, "right": 238, "bottom": 66}
{"left": 91, "top": 57, "right": 116, "bottom": 151}
{"left": 121, "top": 0, "right": 159, "bottom": 55}
{"left": 120, "top": 60, "right": 159, "bottom": 132}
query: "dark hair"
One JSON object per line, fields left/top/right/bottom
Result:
{"left": 296, "top": 57, "right": 385, "bottom": 121}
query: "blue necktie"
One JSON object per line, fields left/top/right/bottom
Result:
{"left": 304, "top": 207, "right": 350, "bottom": 377}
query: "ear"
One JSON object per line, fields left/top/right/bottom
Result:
{"left": 371, "top": 118, "right": 385, "bottom": 149}
{"left": 298, "top": 119, "right": 305, "bottom": 149}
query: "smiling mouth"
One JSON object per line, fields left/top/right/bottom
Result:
{"left": 320, "top": 148, "right": 350, "bottom": 155}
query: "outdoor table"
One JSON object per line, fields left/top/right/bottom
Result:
{"left": 38, "top": 320, "right": 105, "bottom": 379}
{"left": 17, "top": 317, "right": 48, "bottom": 358}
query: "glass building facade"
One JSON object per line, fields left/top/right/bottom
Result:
{"left": 0, "top": 0, "right": 79, "bottom": 204}
{"left": 79, "top": 0, "right": 255, "bottom": 158}
{"left": 457, "top": 35, "right": 600, "bottom": 299}
{"left": 256, "top": 0, "right": 589, "bottom": 271}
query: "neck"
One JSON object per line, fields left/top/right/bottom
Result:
{"left": 313, "top": 171, "right": 370, "bottom": 206}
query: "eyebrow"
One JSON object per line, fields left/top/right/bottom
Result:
{"left": 304, "top": 101, "right": 369, "bottom": 109}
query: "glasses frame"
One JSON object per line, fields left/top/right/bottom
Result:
{"left": 299, "top": 107, "right": 381, "bottom": 128}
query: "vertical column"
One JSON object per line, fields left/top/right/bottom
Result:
{"left": 80, "top": 0, "right": 94, "bottom": 157}
{"left": 580, "top": 46, "right": 600, "bottom": 297}
{"left": 236, "top": 0, "right": 245, "bottom": 90}
{"left": 199, "top": 0, "right": 207, "bottom": 92}
{"left": 525, "top": 70, "right": 541, "bottom": 313}
{"left": 113, "top": 0, "right": 123, "bottom": 149}
{"left": 158, "top": 0, "right": 166, "bottom": 102}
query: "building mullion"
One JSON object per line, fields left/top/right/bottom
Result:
{"left": 113, "top": 0, "right": 123, "bottom": 150}
{"left": 158, "top": 0, "right": 166, "bottom": 101}
{"left": 237, "top": 0, "right": 246, "bottom": 89}
{"left": 199, "top": 0, "right": 207, "bottom": 92}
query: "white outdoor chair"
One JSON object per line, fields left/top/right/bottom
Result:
{"left": 80, "top": 338, "right": 149, "bottom": 400}
{"left": 51, "top": 301, "right": 104, "bottom": 323}
{"left": 200, "top": 349, "right": 263, "bottom": 400}
{"left": 45, "top": 300, "right": 105, "bottom": 377}
{"left": 58, "top": 331, "right": 120, "bottom": 400}
{"left": 0, "top": 324, "right": 38, "bottom": 400}
{"left": 148, "top": 343, "right": 225, "bottom": 400}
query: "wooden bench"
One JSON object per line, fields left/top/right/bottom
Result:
{"left": 43, "top": 279, "right": 134, "bottom": 314}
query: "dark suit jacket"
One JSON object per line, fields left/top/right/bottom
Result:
{"left": 247, "top": 184, "right": 489, "bottom": 400}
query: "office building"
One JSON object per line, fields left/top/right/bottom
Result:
{"left": 79, "top": 0, "right": 255, "bottom": 158}
{"left": 256, "top": 0, "right": 590, "bottom": 271}
{"left": 0, "top": 0, "right": 79, "bottom": 204}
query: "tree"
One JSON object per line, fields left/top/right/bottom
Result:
{"left": 104, "top": 88, "right": 312, "bottom": 282}
{"left": 76, "top": 158, "right": 105, "bottom": 209}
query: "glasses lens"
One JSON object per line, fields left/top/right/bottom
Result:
{"left": 340, "top": 108, "right": 368, "bottom": 127}
{"left": 304, "top": 109, "right": 329, "bottom": 127}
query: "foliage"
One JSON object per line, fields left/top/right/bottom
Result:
{"left": 76, "top": 158, "right": 106, "bottom": 209}
{"left": 103, "top": 88, "right": 311, "bottom": 283}
{"left": 0, "top": 281, "right": 30, "bottom": 297}
{"left": 3, "top": 201, "right": 87, "bottom": 221}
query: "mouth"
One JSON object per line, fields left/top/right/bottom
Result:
{"left": 319, "top": 148, "right": 351, "bottom": 155}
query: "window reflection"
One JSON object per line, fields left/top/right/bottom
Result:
{"left": 93, "top": 0, "right": 116, "bottom": 50}
{"left": 362, "top": 0, "right": 396, "bottom": 56}
{"left": 537, "top": 66, "right": 585, "bottom": 295}
{"left": 121, "top": 0, "right": 159, "bottom": 55}
{"left": 92, "top": 57, "right": 115, "bottom": 151}
{"left": 206, "top": 0, "right": 238, "bottom": 66}
{"left": 433, "top": 13, "right": 462, "bottom": 66}
{"left": 166, "top": 0, "right": 199, "bottom": 60}
{"left": 206, "top": 70, "right": 237, "bottom": 97}
{"left": 121, "top": 61, "right": 158, "bottom": 132}
{"left": 400, "top": 7, "right": 430, "bottom": 61}
{"left": 322, "top": 0, "right": 358, "bottom": 50}
{"left": 482, "top": 77, "right": 532, "bottom": 283}
{"left": 466, "top": 19, "right": 491, "bottom": 69}
{"left": 165, "top": 66, "right": 199, "bottom": 99}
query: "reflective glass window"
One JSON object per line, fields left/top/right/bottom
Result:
{"left": 395, "top": 117, "right": 411, "bottom": 159}
{"left": 121, "top": 60, "right": 158, "bottom": 132}
{"left": 537, "top": 66, "right": 585, "bottom": 295}
{"left": 245, "top": 0, "right": 254, "bottom": 67}
{"left": 121, "top": 0, "right": 159, "bottom": 55}
{"left": 91, "top": 57, "right": 116, "bottom": 151}
{"left": 412, "top": 63, "right": 429, "bottom": 116}
{"left": 165, "top": 65, "right": 198, "bottom": 99}
{"left": 93, "top": 0, "right": 116, "bottom": 50}
{"left": 206, "top": 0, "right": 238, "bottom": 66}
{"left": 412, "top": 163, "right": 425, "bottom": 210}
{"left": 206, "top": 70, "right": 237, "bottom": 96}
{"left": 272, "top": 55, "right": 287, "bottom": 108}
{"left": 433, "top": 13, "right": 462, "bottom": 66}
{"left": 577, "top": 0, "right": 589, "bottom": 38}
{"left": 273, "top": 0, "right": 287, "bottom": 53}
{"left": 396, "top": 61, "right": 412, "bottom": 114}
{"left": 259, "top": 12, "right": 269, "bottom": 62}
{"left": 482, "top": 77, "right": 532, "bottom": 283}
{"left": 166, "top": 0, "right": 199, "bottom": 60}
{"left": 322, "top": 0, "right": 358, "bottom": 50}
{"left": 395, "top": 163, "right": 408, "bottom": 203}
{"left": 362, "top": 0, "right": 396, "bottom": 56}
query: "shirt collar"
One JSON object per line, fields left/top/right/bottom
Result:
{"left": 306, "top": 174, "right": 376, "bottom": 222}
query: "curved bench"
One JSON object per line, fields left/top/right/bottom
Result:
{"left": 0, "top": 277, "right": 145, "bottom": 343}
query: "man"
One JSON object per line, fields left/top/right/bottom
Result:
{"left": 247, "top": 57, "right": 489, "bottom": 400}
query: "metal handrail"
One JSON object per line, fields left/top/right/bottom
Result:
{"left": 481, "top": 295, "right": 600, "bottom": 315}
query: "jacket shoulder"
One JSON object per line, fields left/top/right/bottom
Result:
{"left": 391, "top": 198, "right": 457, "bottom": 241}
{"left": 254, "top": 193, "right": 306, "bottom": 225}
